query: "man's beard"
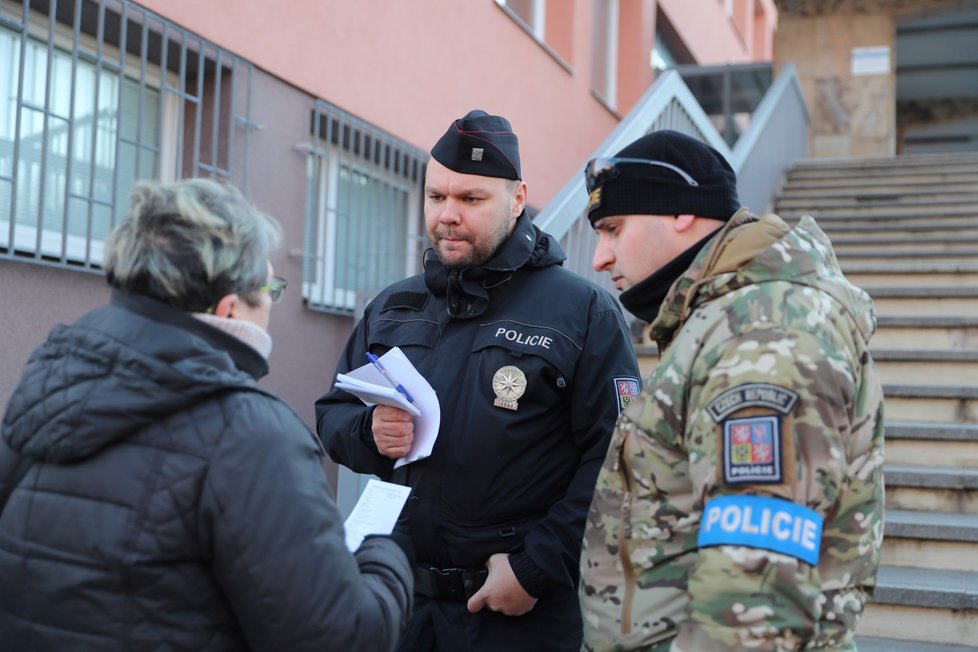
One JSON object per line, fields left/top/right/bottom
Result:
{"left": 431, "top": 216, "right": 512, "bottom": 271}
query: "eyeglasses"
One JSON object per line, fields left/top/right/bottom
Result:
{"left": 584, "top": 157, "right": 699, "bottom": 192}
{"left": 250, "top": 275, "right": 288, "bottom": 303}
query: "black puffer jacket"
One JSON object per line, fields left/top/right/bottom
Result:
{"left": 0, "top": 291, "right": 412, "bottom": 651}
{"left": 317, "top": 213, "right": 640, "bottom": 599}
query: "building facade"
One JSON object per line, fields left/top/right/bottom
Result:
{"left": 773, "top": 0, "right": 978, "bottom": 157}
{"left": 0, "top": 0, "right": 776, "bottom": 487}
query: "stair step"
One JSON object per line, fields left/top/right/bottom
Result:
{"left": 790, "top": 152, "right": 978, "bottom": 167}
{"left": 886, "top": 422, "right": 978, "bottom": 441}
{"left": 836, "top": 242, "right": 978, "bottom": 256}
{"left": 860, "top": 287, "right": 978, "bottom": 317}
{"left": 874, "top": 565, "right": 978, "bottom": 611}
{"left": 789, "top": 160, "right": 978, "bottom": 178}
{"left": 885, "top": 419, "right": 978, "bottom": 467}
{"left": 883, "top": 384, "right": 978, "bottom": 424}
{"left": 781, "top": 180, "right": 978, "bottom": 196}
{"left": 635, "top": 343, "right": 658, "bottom": 376}
{"left": 886, "top": 509, "right": 978, "bottom": 544}
{"left": 857, "top": 566, "right": 978, "bottom": 646}
{"left": 818, "top": 218, "right": 978, "bottom": 237}
{"left": 837, "top": 250, "right": 978, "bottom": 264}
{"left": 885, "top": 464, "right": 978, "bottom": 513}
{"left": 855, "top": 637, "right": 978, "bottom": 652}
{"left": 883, "top": 509, "right": 978, "bottom": 572}
{"left": 778, "top": 193, "right": 978, "bottom": 210}
{"left": 841, "top": 261, "right": 978, "bottom": 287}
{"left": 871, "top": 352, "right": 978, "bottom": 385}
{"left": 787, "top": 167, "right": 978, "bottom": 181}
{"left": 873, "top": 316, "right": 978, "bottom": 349}
{"left": 858, "top": 602, "right": 978, "bottom": 649}
{"left": 786, "top": 205, "right": 978, "bottom": 219}
{"left": 830, "top": 233, "right": 978, "bottom": 246}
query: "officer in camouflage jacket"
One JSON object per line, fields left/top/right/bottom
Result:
{"left": 579, "top": 131, "right": 885, "bottom": 651}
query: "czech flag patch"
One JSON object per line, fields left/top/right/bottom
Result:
{"left": 722, "top": 415, "right": 783, "bottom": 484}
{"left": 614, "top": 376, "right": 641, "bottom": 414}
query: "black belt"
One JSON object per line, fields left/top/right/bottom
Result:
{"left": 414, "top": 565, "right": 488, "bottom": 601}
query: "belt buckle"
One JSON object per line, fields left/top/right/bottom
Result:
{"left": 437, "top": 566, "right": 468, "bottom": 601}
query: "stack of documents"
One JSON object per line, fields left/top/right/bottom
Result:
{"left": 333, "top": 347, "right": 440, "bottom": 468}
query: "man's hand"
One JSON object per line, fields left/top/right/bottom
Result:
{"left": 466, "top": 553, "right": 538, "bottom": 616}
{"left": 371, "top": 405, "right": 414, "bottom": 459}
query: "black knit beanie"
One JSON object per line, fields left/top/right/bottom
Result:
{"left": 431, "top": 110, "right": 521, "bottom": 180}
{"left": 586, "top": 130, "right": 739, "bottom": 224}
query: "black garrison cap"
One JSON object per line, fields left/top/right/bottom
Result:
{"left": 430, "top": 110, "right": 522, "bottom": 180}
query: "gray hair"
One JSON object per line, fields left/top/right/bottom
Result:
{"left": 104, "top": 179, "right": 282, "bottom": 312}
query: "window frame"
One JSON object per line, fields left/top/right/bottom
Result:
{"left": 303, "top": 102, "right": 427, "bottom": 316}
{"left": 591, "top": 0, "right": 619, "bottom": 111}
{"left": 0, "top": 0, "right": 254, "bottom": 271}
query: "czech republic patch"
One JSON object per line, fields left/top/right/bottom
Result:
{"left": 722, "top": 415, "right": 783, "bottom": 484}
{"left": 614, "top": 376, "right": 641, "bottom": 414}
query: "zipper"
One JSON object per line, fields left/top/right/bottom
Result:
{"left": 616, "top": 439, "right": 636, "bottom": 637}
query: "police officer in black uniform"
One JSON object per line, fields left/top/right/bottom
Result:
{"left": 316, "top": 110, "right": 640, "bottom": 651}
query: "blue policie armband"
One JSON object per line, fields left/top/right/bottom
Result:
{"left": 698, "top": 495, "right": 823, "bottom": 566}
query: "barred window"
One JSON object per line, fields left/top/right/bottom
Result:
{"left": 304, "top": 101, "right": 427, "bottom": 315}
{"left": 0, "top": 0, "right": 253, "bottom": 270}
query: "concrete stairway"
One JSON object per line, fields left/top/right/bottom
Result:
{"left": 636, "top": 152, "right": 978, "bottom": 650}
{"left": 783, "top": 154, "right": 978, "bottom": 650}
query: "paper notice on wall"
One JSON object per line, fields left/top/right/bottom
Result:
{"left": 851, "top": 46, "right": 890, "bottom": 76}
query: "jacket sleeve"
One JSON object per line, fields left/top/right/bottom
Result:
{"left": 202, "top": 394, "right": 412, "bottom": 652}
{"left": 314, "top": 313, "right": 397, "bottom": 479}
{"left": 511, "top": 298, "right": 641, "bottom": 597}
{"left": 671, "top": 325, "right": 865, "bottom": 651}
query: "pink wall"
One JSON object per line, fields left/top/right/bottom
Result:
{"left": 135, "top": 0, "right": 621, "bottom": 204}
{"left": 658, "top": 0, "right": 776, "bottom": 66}
{"left": 133, "top": 0, "right": 776, "bottom": 203}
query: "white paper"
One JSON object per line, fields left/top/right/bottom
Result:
{"left": 333, "top": 346, "right": 441, "bottom": 468}
{"left": 334, "top": 373, "right": 421, "bottom": 416}
{"left": 343, "top": 478, "right": 412, "bottom": 552}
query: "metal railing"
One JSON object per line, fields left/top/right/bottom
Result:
{"left": 534, "top": 63, "right": 809, "bottom": 292}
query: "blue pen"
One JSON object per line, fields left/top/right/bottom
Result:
{"left": 365, "top": 352, "right": 416, "bottom": 405}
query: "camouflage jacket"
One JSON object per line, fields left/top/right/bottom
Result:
{"left": 580, "top": 210, "right": 885, "bottom": 651}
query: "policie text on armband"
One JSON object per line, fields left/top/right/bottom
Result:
{"left": 697, "top": 495, "right": 823, "bottom": 565}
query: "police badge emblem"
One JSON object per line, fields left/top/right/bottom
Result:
{"left": 492, "top": 365, "right": 526, "bottom": 411}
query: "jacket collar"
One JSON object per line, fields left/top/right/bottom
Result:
{"left": 111, "top": 290, "right": 269, "bottom": 379}
{"left": 423, "top": 211, "right": 564, "bottom": 319}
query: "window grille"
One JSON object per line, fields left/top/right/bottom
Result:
{"left": 0, "top": 0, "right": 254, "bottom": 271}
{"left": 304, "top": 100, "right": 427, "bottom": 316}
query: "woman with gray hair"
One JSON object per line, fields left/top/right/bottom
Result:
{"left": 0, "top": 179, "right": 413, "bottom": 651}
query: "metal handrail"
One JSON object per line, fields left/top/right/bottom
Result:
{"left": 535, "top": 63, "right": 808, "bottom": 270}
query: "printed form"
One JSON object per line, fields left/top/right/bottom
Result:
{"left": 343, "top": 478, "right": 412, "bottom": 552}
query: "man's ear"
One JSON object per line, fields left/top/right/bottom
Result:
{"left": 212, "top": 294, "right": 238, "bottom": 318}
{"left": 511, "top": 181, "right": 528, "bottom": 219}
{"left": 674, "top": 214, "right": 697, "bottom": 233}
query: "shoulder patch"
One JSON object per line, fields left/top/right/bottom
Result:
{"left": 699, "top": 495, "right": 823, "bottom": 566}
{"left": 382, "top": 291, "right": 429, "bottom": 312}
{"left": 721, "top": 415, "right": 783, "bottom": 484}
{"left": 614, "top": 376, "right": 641, "bottom": 414}
{"left": 707, "top": 383, "right": 798, "bottom": 422}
